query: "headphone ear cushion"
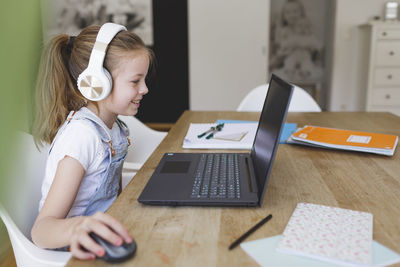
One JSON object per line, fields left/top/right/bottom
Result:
{"left": 103, "top": 68, "right": 113, "bottom": 90}
{"left": 77, "top": 68, "right": 112, "bottom": 101}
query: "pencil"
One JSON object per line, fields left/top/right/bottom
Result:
{"left": 228, "top": 214, "right": 272, "bottom": 250}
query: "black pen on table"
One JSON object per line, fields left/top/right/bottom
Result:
{"left": 228, "top": 214, "right": 272, "bottom": 250}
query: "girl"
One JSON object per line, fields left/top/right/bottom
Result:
{"left": 31, "top": 23, "right": 153, "bottom": 260}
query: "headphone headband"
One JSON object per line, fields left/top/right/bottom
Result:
{"left": 77, "top": 23, "right": 127, "bottom": 101}
{"left": 86, "top": 23, "right": 126, "bottom": 69}
{"left": 96, "top": 23, "right": 127, "bottom": 44}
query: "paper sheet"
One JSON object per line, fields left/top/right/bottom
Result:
{"left": 183, "top": 123, "right": 258, "bottom": 149}
{"left": 241, "top": 235, "right": 400, "bottom": 267}
{"left": 183, "top": 122, "right": 298, "bottom": 149}
{"left": 216, "top": 120, "right": 297, "bottom": 144}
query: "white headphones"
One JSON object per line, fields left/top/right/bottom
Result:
{"left": 77, "top": 23, "right": 127, "bottom": 101}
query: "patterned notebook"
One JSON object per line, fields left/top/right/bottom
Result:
{"left": 277, "top": 203, "right": 373, "bottom": 266}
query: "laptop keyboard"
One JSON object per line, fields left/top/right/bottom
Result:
{"left": 190, "top": 154, "right": 241, "bottom": 199}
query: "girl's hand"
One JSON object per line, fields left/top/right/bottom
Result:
{"left": 69, "top": 212, "right": 133, "bottom": 260}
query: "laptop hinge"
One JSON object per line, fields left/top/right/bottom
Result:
{"left": 245, "top": 157, "right": 258, "bottom": 193}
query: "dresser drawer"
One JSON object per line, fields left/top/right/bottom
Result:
{"left": 377, "top": 28, "right": 400, "bottom": 39}
{"left": 374, "top": 68, "right": 400, "bottom": 85}
{"left": 371, "top": 89, "right": 400, "bottom": 105}
{"left": 376, "top": 41, "right": 400, "bottom": 66}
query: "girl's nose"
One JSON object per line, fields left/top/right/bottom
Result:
{"left": 139, "top": 84, "right": 149, "bottom": 95}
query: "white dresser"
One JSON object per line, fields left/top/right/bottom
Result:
{"left": 365, "top": 21, "right": 400, "bottom": 116}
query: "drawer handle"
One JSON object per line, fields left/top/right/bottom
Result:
{"left": 388, "top": 74, "right": 393, "bottom": 79}
{"left": 382, "top": 31, "right": 387, "bottom": 36}
{"left": 385, "top": 94, "right": 391, "bottom": 100}
{"left": 389, "top": 51, "right": 395, "bottom": 56}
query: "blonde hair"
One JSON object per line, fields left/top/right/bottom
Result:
{"left": 32, "top": 25, "right": 154, "bottom": 146}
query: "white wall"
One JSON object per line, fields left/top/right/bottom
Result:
{"left": 188, "top": 0, "right": 389, "bottom": 112}
{"left": 329, "top": 0, "right": 389, "bottom": 111}
{"left": 188, "top": 0, "right": 269, "bottom": 111}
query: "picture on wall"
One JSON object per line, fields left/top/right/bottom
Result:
{"left": 269, "top": 0, "right": 329, "bottom": 102}
{"left": 42, "top": 0, "right": 153, "bottom": 45}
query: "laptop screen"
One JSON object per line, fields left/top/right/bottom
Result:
{"left": 250, "top": 74, "right": 293, "bottom": 202}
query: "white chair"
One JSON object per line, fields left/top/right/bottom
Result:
{"left": 237, "top": 83, "right": 321, "bottom": 112}
{"left": 0, "top": 132, "right": 71, "bottom": 267}
{"left": 118, "top": 116, "right": 168, "bottom": 189}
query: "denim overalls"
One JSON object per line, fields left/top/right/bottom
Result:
{"left": 49, "top": 108, "right": 130, "bottom": 216}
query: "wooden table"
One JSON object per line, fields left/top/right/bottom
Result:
{"left": 67, "top": 111, "right": 400, "bottom": 267}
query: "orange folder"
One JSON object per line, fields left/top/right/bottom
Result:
{"left": 289, "top": 125, "right": 398, "bottom": 156}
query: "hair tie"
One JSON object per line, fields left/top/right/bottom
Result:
{"left": 68, "top": 36, "right": 75, "bottom": 50}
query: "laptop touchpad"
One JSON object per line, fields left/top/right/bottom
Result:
{"left": 160, "top": 161, "right": 191, "bottom": 174}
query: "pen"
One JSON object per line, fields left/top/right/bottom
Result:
{"left": 228, "top": 214, "right": 272, "bottom": 250}
{"left": 205, "top": 131, "right": 216, "bottom": 139}
{"left": 205, "top": 123, "right": 224, "bottom": 139}
{"left": 198, "top": 123, "right": 224, "bottom": 139}
{"left": 197, "top": 127, "right": 215, "bottom": 138}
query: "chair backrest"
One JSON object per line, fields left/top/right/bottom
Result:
{"left": 118, "top": 116, "right": 168, "bottom": 189}
{"left": 0, "top": 132, "right": 71, "bottom": 267}
{"left": 3, "top": 132, "right": 47, "bottom": 237}
{"left": 237, "top": 83, "right": 321, "bottom": 112}
{"left": 118, "top": 116, "right": 168, "bottom": 166}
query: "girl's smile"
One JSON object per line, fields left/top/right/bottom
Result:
{"left": 131, "top": 99, "right": 141, "bottom": 107}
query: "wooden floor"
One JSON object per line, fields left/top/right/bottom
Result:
{"left": 0, "top": 221, "right": 16, "bottom": 267}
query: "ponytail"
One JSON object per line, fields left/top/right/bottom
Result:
{"left": 32, "top": 34, "right": 86, "bottom": 146}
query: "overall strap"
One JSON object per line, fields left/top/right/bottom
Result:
{"left": 66, "top": 108, "right": 116, "bottom": 156}
{"left": 48, "top": 110, "right": 77, "bottom": 154}
{"left": 116, "top": 118, "right": 131, "bottom": 146}
{"left": 72, "top": 110, "right": 112, "bottom": 142}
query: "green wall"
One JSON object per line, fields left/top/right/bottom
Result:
{"left": 0, "top": 0, "right": 43, "bottom": 242}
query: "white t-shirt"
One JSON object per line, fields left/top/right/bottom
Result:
{"left": 39, "top": 110, "right": 124, "bottom": 218}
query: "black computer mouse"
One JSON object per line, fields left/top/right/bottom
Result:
{"left": 89, "top": 232, "right": 136, "bottom": 263}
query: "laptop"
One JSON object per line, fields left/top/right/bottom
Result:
{"left": 138, "top": 74, "right": 294, "bottom": 206}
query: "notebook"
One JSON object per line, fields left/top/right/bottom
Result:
{"left": 277, "top": 203, "right": 373, "bottom": 266}
{"left": 289, "top": 126, "right": 398, "bottom": 156}
{"left": 138, "top": 74, "right": 294, "bottom": 206}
